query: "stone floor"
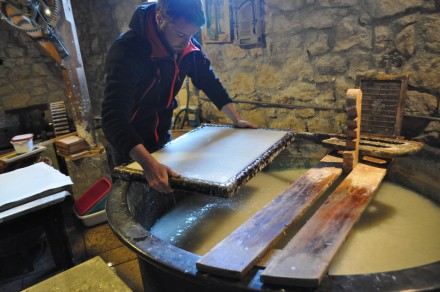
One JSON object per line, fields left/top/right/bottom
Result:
{"left": 0, "top": 200, "right": 144, "bottom": 291}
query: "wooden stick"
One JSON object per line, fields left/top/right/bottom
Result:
{"left": 343, "top": 89, "right": 362, "bottom": 173}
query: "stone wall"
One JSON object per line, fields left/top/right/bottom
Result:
{"left": 70, "top": 0, "right": 140, "bottom": 116}
{"left": 0, "top": 22, "right": 66, "bottom": 120}
{"left": 0, "top": 0, "right": 138, "bottom": 145}
{"left": 200, "top": 0, "right": 440, "bottom": 146}
{"left": 1, "top": 0, "right": 439, "bottom": 147}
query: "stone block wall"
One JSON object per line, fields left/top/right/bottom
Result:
{"left": 0, "top": 22, "right": 66, "bottom": 121}
{"left": 0, "top": 0, "right": 439, "bottom": 147}
{"left": 200, "top": 0, "right": 440, "bottom": 146}
{"left": 70, "top": 0, "right": 139, "bottom": 117}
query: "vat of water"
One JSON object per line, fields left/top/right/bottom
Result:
{"left": 106, "top": 133, "right": 440, "bottom": 291}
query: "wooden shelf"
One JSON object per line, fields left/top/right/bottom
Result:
{"left": 56, "top": 147, "right": 104, "bottom": 161}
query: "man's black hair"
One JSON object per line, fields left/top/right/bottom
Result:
{"left": 157, "top": 0, "right": 206, "bottom": 27}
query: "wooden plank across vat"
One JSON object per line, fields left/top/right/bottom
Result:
{"left": 196, "top": 154, "right": 343, "bottom": 278}
{"left": 260, "top": 162, "right": 387, "bottom": 287}
{"left": 114, "top": 124, "right": 294, "bottom": 198}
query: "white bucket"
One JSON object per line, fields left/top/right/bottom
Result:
{"left": 11, "top": 133, "right": 34, "bottom": 153}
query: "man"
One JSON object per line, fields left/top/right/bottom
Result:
{"left": 102, "top": 0, "right": 256, "bottom": 193}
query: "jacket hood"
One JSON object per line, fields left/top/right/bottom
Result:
{"left": 128, "top": 4, "right": 200, "bottom": 59}
{"left": 129, "top": 4, "right": 170, "bottom": 58}
{"left": 129, "top": 4, "right": 156, "bottom": 36}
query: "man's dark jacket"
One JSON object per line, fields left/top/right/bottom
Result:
{"left": 101, "top": 4, "right": 232, "bottom": 164}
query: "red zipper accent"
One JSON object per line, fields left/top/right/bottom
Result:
{"left": 164, "top": 41, "right": 202, "bottom": 109}
{"left": 166, "top": 60, "right": 180, "bottom": 108}
{"left": 130, "top": 69, "right": 160, "bottom": 123}
{"left": 154, "top": 112, "right": 159, "bottom": 143}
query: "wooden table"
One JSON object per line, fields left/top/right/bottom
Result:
{"left": 0, "top": 191, "right": 74, "bottom": 275}
{"left": 0, "top": 163, "right": 74, "bottom": 279}
{"left": 0, "top": 146, "right": 47, "bottom": 174}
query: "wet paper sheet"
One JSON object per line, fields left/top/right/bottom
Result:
{"left": 0, "top": 162, "right": 73, "bottom": 211}
{"left": 115, "top": 124, "right": 294, "bottom": 197}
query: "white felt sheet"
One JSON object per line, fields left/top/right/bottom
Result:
{"left": 0, "top": 162, "right": 73, "bottom": 209}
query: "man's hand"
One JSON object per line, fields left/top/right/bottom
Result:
{"left": 234, "top": 119, "right": 258, "bottom": 129}
{"left": 129, "top": 144, "right": 181, "bottom": 193}
{"left": 221, "top": 103, "right": 258, "bottom": 128}
{"left": 143, "top": 161, "right": 181, "bottom": 193}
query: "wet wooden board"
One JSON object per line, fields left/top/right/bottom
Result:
{"left": 196, "top": 154, "right": 343, "bottom": 278}
{"left": 322, "top": 136, "right": 422, "bottom": 159}
{"left": 260, "top": 162, "right": 387, "bottom": 287}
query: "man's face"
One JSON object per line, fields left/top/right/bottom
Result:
{"left": 157, "top": 13, "right": 199, "bottom": 54}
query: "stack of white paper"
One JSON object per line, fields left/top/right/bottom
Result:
{"left": 0, "top": 162, "right": 73, "bottom": 211}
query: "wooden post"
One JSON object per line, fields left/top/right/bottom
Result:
{"left": 343, "top": 89, "right": 362, "bottom": 173}
{"left": 16, "top": 0, "right": 97, "bottom": 147}
{"left": 56, "top": 0, "right": 96, "bottom": 147}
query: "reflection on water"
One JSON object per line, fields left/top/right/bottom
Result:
{"left": 150, "top": 168, "right": 440, "bottom": 275}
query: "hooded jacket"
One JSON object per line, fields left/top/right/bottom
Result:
{"left": 102, "top": 4, "right": 233, "bottom": 164}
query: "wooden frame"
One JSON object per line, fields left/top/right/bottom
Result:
{"left": 114, "top": 124, "right": 294, "bottom": 198}
{"left": 355, "top": 74, "right": 408, "bottom": 138}
{"left": 202, "top": 0, "right": 232, "bottom": 43}
{"left": 233, "top": 0, "right": 264, "bottom": 46}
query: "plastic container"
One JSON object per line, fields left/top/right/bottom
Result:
{"left": 74, "top": 209, "right": 107, "bottom": 227}
{"left": 74, "top": 177, "right": 112, "bottom": 216}
{"left": 11, "top": 133, "right": 34, "bottom": 153}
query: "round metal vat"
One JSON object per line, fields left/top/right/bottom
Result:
{"left": 106, "top": 133, "right": 440, "bottom": 292}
